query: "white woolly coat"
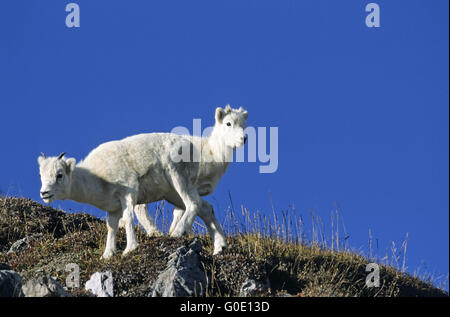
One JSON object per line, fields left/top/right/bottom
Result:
{"left": 74, "top": 133, "right": 229, "bottom": 212}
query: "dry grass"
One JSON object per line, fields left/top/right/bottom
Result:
{"left": 0, "top": 196, "right": 447, "bottom": 297}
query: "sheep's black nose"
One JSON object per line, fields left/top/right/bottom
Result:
{"left": 41, "top": 191, "right": 49, "bottom": 197}
{"left": 244, "top": 136, "right": 247, "bottom": 144}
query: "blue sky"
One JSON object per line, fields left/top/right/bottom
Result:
{"left": 0, "top": 1, "right": 448, "bottom": 288}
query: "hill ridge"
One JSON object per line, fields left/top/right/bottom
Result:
{"left": 0, "top": 196, "right": 447, "bottom": 297}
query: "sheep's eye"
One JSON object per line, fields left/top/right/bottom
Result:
{"left": 226, "top": 122, "right": 231, "bottom": 127}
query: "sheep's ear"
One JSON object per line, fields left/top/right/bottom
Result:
{"left": 38, "top": 155, "right": 45, "bottom": 166}
{"left": 65, "top": 158, "right": 76, "bottom": 173}
{"left": 215, "top": 107, "right": 225, "bottom": 123}
{"left": 242, "top": 110, "right": 248, "bottom": 120}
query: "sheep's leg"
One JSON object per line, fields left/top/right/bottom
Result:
{"left": 102, "top": 211, "right": 121, "bottom": 259}
{"left": 134, "top": 204, "right": 161, "bottom": 237}
{"left": 170, "top": 198, "right": 227, "bottom": 255}
{"left": 164, "top": 183, "right": 226, "bottom": 254}
{"left": 170, "top": 191, "right": 201, "bottom": 237}
{"left": 120, "top": 194, "right": 139, "bottom": 256}
{"left": 169, "top": 207, "right": 191, "bottom": 236}
{"left": 198, "top": 201, "right": 227, "bottom": 255}
{"left": 166, "top": 171, "right": 202, "bottom": 237}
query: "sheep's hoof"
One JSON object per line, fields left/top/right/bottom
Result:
{"left": 122, "top": 243, "right": 138, "bottom": 256}
{"left": 213, "top": 244, "right": 227, "bottom": 256}
{"left": 101, "top": 250, "right": 115, "bottom": 260}
{"left": 169, "top": 229, "right": 184, "bottom": 238}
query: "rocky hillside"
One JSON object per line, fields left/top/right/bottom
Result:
{"left": 0, "top": 197, "right": 447, "bottom": 297}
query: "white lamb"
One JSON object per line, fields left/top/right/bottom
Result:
{"left": 38, "top": 106, "right": 248, "bottom": 259}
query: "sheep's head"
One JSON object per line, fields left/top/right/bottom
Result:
{"left": 37, "top": 152, "right": 76, "bottom": 203}
{"left": 214, "top": 105, "right": 248, "bottom": 149}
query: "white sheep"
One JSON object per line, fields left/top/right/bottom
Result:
{"left": 38, "top": 106, "right": 248, "bottom": 259}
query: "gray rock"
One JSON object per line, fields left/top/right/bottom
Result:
{"left": 7, "top": 234, "right": 42, "bottom": 254}
{"left": 0, "top": 263, "right": 11, "bottom": 270}
{"left": 151, "top": 239, "right": 206, "bottom": 297}
{"left": 85, "top": 271, "right": 114, "bottom": 297}
{"left": 22, "top": 275, "right": 71, "bottom": 297}
{"left": 239, "top": 278, "right": 271, "bottom": 297}
{"left": 0, "top": 270, "right": 24, "bottom": 297}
